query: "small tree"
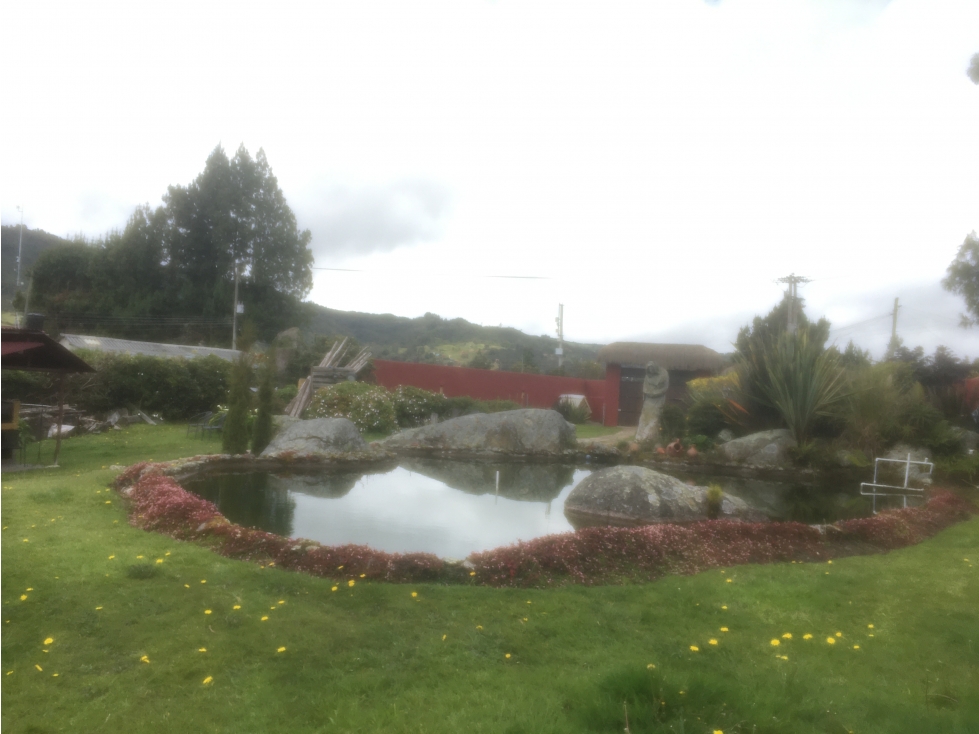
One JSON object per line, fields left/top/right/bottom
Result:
{"left": 251, "top": 352, "right": 275, "bottom": 455}
{"left": 222, "top": 352, "right": 253, "bottom": 454}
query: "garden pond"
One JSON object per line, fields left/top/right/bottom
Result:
{"left": 181, "top": 459, "right": 918, "bottom": 559}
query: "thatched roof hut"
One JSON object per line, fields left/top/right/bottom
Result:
{"left": 596, "top": 342, "right": 725, "bottom": 372}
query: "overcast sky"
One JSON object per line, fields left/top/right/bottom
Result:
{"left": 3, "top": 0, "right": 977, "bottom": 359}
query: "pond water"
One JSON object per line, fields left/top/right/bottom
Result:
{"left": 182, "top": 460, "right": 910, "bottom": 558}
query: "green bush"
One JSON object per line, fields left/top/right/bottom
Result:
{"left": 443, "top": 396, "right": 520, "bottom": 417}
{"left": 306, "top": 382, "right": 397, "bottom": 433}
{"left": 659, "top": 404, "right": 686, "bottom": 441}
{"left": 275, "top": 385, "right": 298, "bottom": 410}
{"left": 222, "top": 354, "right": 253, "bottom": 454}
{"left": 2, "top": 352, "right": 230, "bottom": 420}
{"left": 251, "top": 356, "right": 275, "bottom": 455}
{"left": 392, "top": 385, "right": 449, "bottom": 428}
{"left": 706, "top": 484, "right": 723, "bottom": 519}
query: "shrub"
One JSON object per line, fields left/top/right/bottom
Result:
{"left": 306, "top": 381, "right": 397, "bottom": 433}
{"left": 222, "top": 353, "right": 253, "bottom": 454}
{"left": 706, "top": 484, "right": 723, "bottom": 519}
{"left": 391, "top": 385, "right": 449, "bottom": 428}
{"left": 659, "top": 404, "right": 686, "bottom": 441}
{"left": 251, "top": 355, "right": 275, "bottom": 455}
{"left": 274, "top": 385, "right": 298, "bottom": 412}
{"left": 686, "top": 372, "right": 743, "bottom": 437}
{"left": 554, "top": 397, "right": 592, "bottom": 424}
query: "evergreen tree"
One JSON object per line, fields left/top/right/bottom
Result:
{"left": 251, "top": 352, "right": 275, "bottom": 455}
{"left": 222, "top": 353, "right": 253, "bottom": 454}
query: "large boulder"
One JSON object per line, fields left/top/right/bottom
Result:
{"left": 717, "top": 429, "right": 796, "bottom": 466}
{"left": 399, "top": 458, "right": 576, "bottom": 502}
{"left": 260, "top": 417, "right": 367, "bottom": 458}
{"left": 379, "top": 409, "right": 576, "bottom": 456}
{"left": 564, "top": 465, "right": 753, "bottom": 526}
{"left": 879, "top": 444, "right": 933, "bottom": 487}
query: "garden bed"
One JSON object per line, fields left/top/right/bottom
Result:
{"left": 113, "top": 458, "right": 976, "bottom": 588}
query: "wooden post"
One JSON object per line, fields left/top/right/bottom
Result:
{"left": 52, "top": 375, "right": 65, "bottom": 465}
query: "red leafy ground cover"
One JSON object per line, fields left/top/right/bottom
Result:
{"left": 115, "top": 466, "right": 975, "bottom": 588}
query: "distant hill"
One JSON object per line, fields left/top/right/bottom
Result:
{"left": 1, "top": 226, "right": 73, "bottom": 309}
{"left": 302, "top": 303, "right": 605, "bottom": 376}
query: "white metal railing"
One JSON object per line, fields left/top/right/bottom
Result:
{"left": 860, "top": 453, "right": 933, "bottom": 513}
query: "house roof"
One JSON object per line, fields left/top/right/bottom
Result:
{"left": 60, "top": 334, "right": 241, "bottom": 362}
{"left": 596, "top": 342, "right": 725, "bottom": 372}
{"left": 2, "top": 327, "right": 95, "bottom": 373}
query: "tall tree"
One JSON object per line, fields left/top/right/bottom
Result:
{"left": 942, "top": 231, "right": 979, "bottom": 327}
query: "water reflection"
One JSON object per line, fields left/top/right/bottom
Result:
{"left": 399, "top": 459, "right": 576, "bottom": 502}
{"left": 184, "top": 462, "right": 584, "bottom": 558}
{"left": 187, "top": 472, "right": 297, "bottom": 538}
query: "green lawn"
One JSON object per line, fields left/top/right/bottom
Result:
{"left": 2, "top": 425, "right": 978, "bottom": 733}
{"left": 575, "top": 424, "right": 625, "bottom": 440}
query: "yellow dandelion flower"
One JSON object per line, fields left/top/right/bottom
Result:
{"left": 725, "top": 578, "right": 732, "bottom": 583}
{"left": 200, "top": 580, "right": 206, "bottom": 584}
{"left": 359, "top": 574, "right": 366, "bottom": 578}
{"left": 721, "top": 605, "right": 727, "bottom": 610}
{"left": 780, "top": 655, "right": 789, "bottom": 660}
{"left": 104, "top": 500, "right": 111, "bottom": 505}
{"left": 337, "top": 565, "right": 344, "bottom": 570}
{"left": 347, "top": 580, "right": 355, "bottom": 587}
{"left": 411, "top": 592, "right": 418, "bottom": 598}
{"left": 278, "top": 600, "right": 285, "bottom": 605}
{"left": 108, "top": 555, "right": 115, "bottom": 560}
{"left": 835, "top": 631, "right": 842, "bottom": 637}
{"left": 782, "top": 633, "right": 792, "bottom": 639}
{"left": 853, "top": 645, "right": 860, "bottom": 649}
{"left": 867, "top": 624, "right": 874, "bottom": 629}
{"left": 770, "top": 639, "right": 780, "bottom": 646}
{"left": 827, "top": 560, "right": 833, "bottom": 564}
{"left": 714, "top": 730, "right": 724, "bottom": 734}
{"left": 442, "top": 634, "right": 447, "bottom": 641}
{"left": 720, "top": 627, "right": 729, "bottom": 632}
{"left": 26, "top": 588, "right": 32, "bottom": 592}
{"left": 469, "top": 571, "right": 476, "bottom": 576}
{"left": 277, "top": 647, "right": 286, "bottom": 653}
{"left": 156, "top": 559, "right": 163, "bottom": 564}
{"left": 270, "top": 606, "right": 276, "bottom": 610}
{"left": 136, "top": 555, "right": 143, "bottom": 559}
{"left": 803, "top": 634, "right": 813, "bottom": 640}
{"left": 505, "top": 653, "right": 511, "bottom": 659}
{"left": 526, "top": 601, "right": 532, "bottom": 604}
{"left": 233, "top": 605, "right": 241, "bottom": 610}
{"left": 140, "top": 655, "right": 150, "bottom": 663}
{"left": 5, "top": 671, "right": 11, "bottom": 675}
{"left": 869, "top": 634, "right": 874, "bottom": 637}
{"left": 522, "top": 618, "right": 528, "bottom": 622}
{"left": 204, "top": 610, "right": 212, "bottom": 615}
{"left": 165, "top": 552, "right": 171, "bottom": 556}
{"left": 690, "top": 645, "right": 700, "bottom": 652}
{"left": 826, "top": 637, "right": 836, "bottom": 645}
{"left": 95, "top": 607, "right": 103, "bottom": 611}
{"left": 43, "top": 637, "right": 54, "bottom": 645}
{"left": 268, "top": 562, "right": 275, "bottom": 566}
{"left": 199, "top": 648, "right": 207, "bottom": 652}
{"left": 331, "top": 586, "right": 338, "bottom": 592}
{"left": 184, "top": 584, "right": 190, "bottom": 588}
{"left": 261, "top": 616, "right": 269, "bottom": 621}
{"left": 709, "top": 639, "right": 718, "bottom": 646}
{"left": 202, "top": 676, "right": 213, "bottom": 685}
{"left": 647, "top": 663, "right": 655, "bottom": 669}
{"left": 35, "top": 664, "right": 43, "bottom": 672}
{"left": 20, "top": 595, "right": 27, "bottom": 601}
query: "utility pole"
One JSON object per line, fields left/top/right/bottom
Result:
{"left": 776, "top": 273, "right": 811, "bottom": 335}
{"left": 891, "top": 297, "right": 900, "bottom": 341}
{"left": 16, "top": 205, "right": 24, "bottom": 288}
{"left": 554, "top": 303, "right": 564, "bottom": 370}
{"left": 232, "top": 260, "right": 241, "bottom": 350}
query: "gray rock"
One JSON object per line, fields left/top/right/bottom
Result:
{"left": 272, "top": 415, "right": 300, "bottom": 435}
{"left": 717, "top": 429, "right": 797, "bottom": 466}
{"left": 564, "top": 465, "right": 753, "bottom": 526}
{"left": 260, "top": 417, "right": 367, "bottom": 458}
{"left": 379, "top": 409, "right": 575, "bottom": 456}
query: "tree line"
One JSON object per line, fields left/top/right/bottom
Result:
{"left": 25, "top": 145, "right": 313, "bottom": 344}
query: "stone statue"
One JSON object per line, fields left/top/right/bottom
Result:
{"left": 635, "top": 362, "right": 669, "bottom": 444}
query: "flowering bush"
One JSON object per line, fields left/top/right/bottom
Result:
{"left": 114, "top": 464, "right": 974, "bottom": 588}
{"left": 306, "top": 382, "right": 397, "bottom": 433}
{"left": 391, "top": 385, "right": 450, "bottom": 428}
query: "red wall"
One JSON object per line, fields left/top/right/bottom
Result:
{"left": 373, "top": 360, "right": 612, "bottom": 425}
{"left": 604, "top": 362, "right": 621, "bottom": 427}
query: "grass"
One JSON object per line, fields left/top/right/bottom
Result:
{"left": 3, "top": 424, "right": 978, "bottom": 733}
{"left": 575, "top": 423, "right": 625, "bottom": 440}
